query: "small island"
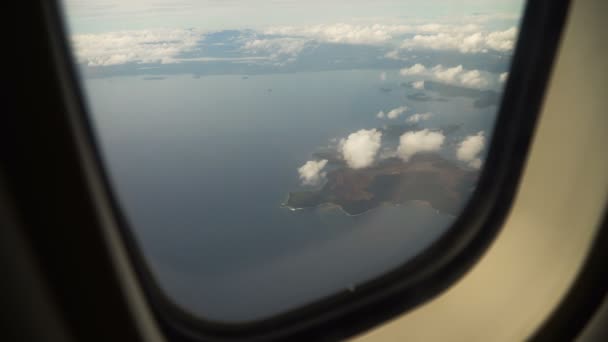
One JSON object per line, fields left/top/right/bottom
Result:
{"left": 423, "top": 81, "right": 500, "bottom": 109}
{"left": 284, "top": 154, "right": 477, "bottom": 216}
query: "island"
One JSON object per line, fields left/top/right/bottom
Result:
{"left": 284, "top": 154, "right": 477, "bottom": 216}
{"left": 423, "top": 81, "right": 500, "bottom": 109}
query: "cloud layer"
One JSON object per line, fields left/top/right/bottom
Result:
{"left": 400, "top": 63, "right": 497, "bottom": 89}
{"left": 72, "top": 28, "right": 203, "bottom": 66}
{"left": 71, "top": 17, "right": 518, "bottom": 68}
{"left": 397, "top": 129, "right": 445, "bottom": 162}
{"left": 262, "top": 21, "right": 517, "bottom": 52}
{"left": 264, "top": 23, "right": 414, "bottom": 45}
{"left": 340, "top": 129, "right": 382, "bottom": 169}
{"left": 400, "top": 27, "right": 517, "bottom": 53}
{"left": 456, "top": 131, "right": 486, "bottom": 169}
{"left": 242, "top": 38, "right": 311, "bottom": 59}
{"left": 298, "top": 159, "right": 328, "bottom": 186}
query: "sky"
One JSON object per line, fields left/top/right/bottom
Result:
{"left": 61, "top": 0, "right": 524, "bottom": 33}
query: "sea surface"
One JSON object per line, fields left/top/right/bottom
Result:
{"left": 83, "top": 69, "right": 498, "bottom": 322}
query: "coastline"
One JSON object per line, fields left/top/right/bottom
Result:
{"left": 281, "top": 199, "right": 440, "bottom": 217}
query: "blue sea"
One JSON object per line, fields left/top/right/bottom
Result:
{"left": 83, "top": 69, "right": 498, "bottom": 322}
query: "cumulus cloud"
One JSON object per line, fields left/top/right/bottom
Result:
{"left": 456, "top": 131, "right": 486, "bottom": 169}
{"left": 499, "top": 72, "right": 509, "bottom": 83}
{"left": 340, "top": 129, "right": 382, "bottom": 169}
{"left": 433, "top": 65, "right": 490, "bottom": 88}
{"left": 387, "top": 106, "right": 408, "bottom": 119}
{"left": 406, "top": 112, "right": 433, "bottom": 123}
{"left": 433, "top": 65, "right": 464, "bottom": 82}
{"left": 397, "top": 129, "right": 445, "bottom": 161}
{"left": 298, "top": 159, "right": 328, "bottom": 186}
{"left": 485, "top": 27, "right": 518, "bottom": 51}
{"left": 400, "top": 63, "right": 427, "bottom": 76}
{"left": 456, "top": 68, "right": 489, "bottom": 88}
{"left": 399, "top": 63, "right": 492, "bottom": 89}
{"left": 412, "top": 80, "right": 425, "bottom": 89}
{"left": 376, "top": 106, "right": 408, "bottom": 119}
{"left": 400, "top": 27, "right": 517, "bottom": 53}
{"left": 71, "top": 28, "right": 203, "bottom": 66}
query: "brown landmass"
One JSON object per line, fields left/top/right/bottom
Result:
{"left": 285, "top": 154, "right": 477, "bottom": 216}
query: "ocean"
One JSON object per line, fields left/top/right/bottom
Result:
{"left": 82, "top": 69, "right": 498, "bottom": 322}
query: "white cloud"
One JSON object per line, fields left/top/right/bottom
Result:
{"left": 499, "top": 72, "right": 509, "bottom": 83}
{"left": 380, "top": 71, "right": 387, "bottom": 81}
{"left": 377, "top": 106, "right": 407, "bottom": 119}
{"left": 387, "top": 106, "right": 408, "bottom": 119}
{"left": 264, "top": 23, "right": 414, "bottom": 45}
{"left": 72, "top": 20, "right": 518, "bottom": 68}
{"left": 400, "top": 27, "right": 518, "bottom": 53}
{"left": 456, "top": 131, "right": 486, "bottom": 169}
{"left": 340, "top": 129, "right": 382, "bottom": 169}
{"left": 433, "top": 64, "right": 464, "bottom": 83}
{"left": 397, "top": 129, "right": 445, "bottom": 161}
{"left": 458, "top": 69, "right": 489, "bottom": 88}
{"left": 412, "top": 80, "right": 425, "bottom": 89}
{"left": 262, "top": 21, "right": 497, "bottom": 47}
{"left": 242, "top": 37, "right": 310, "bottom": 59}
{"left": 406, "top": 112, "right": 433, "bottom": 123}
{"left": 400, "top": 63, "right": 492, "bottom": 89}
{"left": 400, "top": 63, "right": 427, "bottom": 76}
{"left": 298, "top": 159, "right": 328, "bottom": 186}
{"left": 71, "top": 28, "right": 203, "bottom": 66}
{"left": 486, "top": 27, "right": 518, "bottom": 51}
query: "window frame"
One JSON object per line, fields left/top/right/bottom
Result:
{"left": 40, "top": 0, "right": 572, "bottom": 340}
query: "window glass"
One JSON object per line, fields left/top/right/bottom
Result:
{"left": 61, "top": 0, "right": 525, "bottom": 323}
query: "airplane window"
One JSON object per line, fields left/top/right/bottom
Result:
{"left": 59, "top": 0, "right": 527, "bottom": 324}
